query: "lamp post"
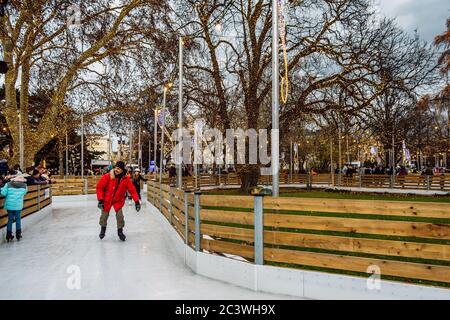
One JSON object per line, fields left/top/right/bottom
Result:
{"left": 138, "top": 126, "right": 142, "bottom": 170}
{"left": 18, "top": 112, "right": 23, "bottom": 170}
{"left": 159, "top": 83, "right": 172, "bottom": 188}
{"left": 66, "top": 129, "right": 69, "bottom": 176}
{"left": 177, "top": 36, "right": 184, "bottom": 189}
{"left": 154, "top": 107, "right": 158, "bottom": 179}
{"left": 81, "top": 114, "right": 84, "bottom": 180}
{"left": 129, "top": 122, "right": 133, "bottom": 166}
{"left": 272, "top": 0, "right": 280, "bottom": 197}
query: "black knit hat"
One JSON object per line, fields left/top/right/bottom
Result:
{"left": 115, "top": 161, "right": 126, "bottom": 171}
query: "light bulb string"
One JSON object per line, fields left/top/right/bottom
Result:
{"left": 278, "top": 0, "right": 289, "bottom": 105}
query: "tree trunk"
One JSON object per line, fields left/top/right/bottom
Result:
{"left": 58, "top": 137, "right": 64, "bottom": 178}
{"left": 237, "top": 164, "right": 260, "bottom": 194}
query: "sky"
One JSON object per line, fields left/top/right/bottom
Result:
{"left": 375, "top": 0, "right": 449, "bottom": 43}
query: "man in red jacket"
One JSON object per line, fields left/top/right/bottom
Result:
{"left": 96, "top": 161, "right": 141, "bottom": 241}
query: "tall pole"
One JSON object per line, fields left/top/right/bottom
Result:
{"left": 108, "top": 130, "right": 112, "bottom": 164}
{"left": 154, "top": 108, "right": 158, "bottom": 179}
{"left": 18, "top": 113, "right": 23, "bottom": 170}
{"left": 159, "top": 88, "right": 168, "bottom": 187}
{"left": 338, "top": 126, "right": 342, "bottom": 186}
{"left": 66, "top": 130, "right": 69, "bottom": 176}
{"left": 138, "top": 127, "right": 141, "bottom": 170}
{"left": 81, "top": 114, "right": 84, "bottom": 180}
{"left": 330, "top": 137, "right": 334, "bottom": 186}
{"left": 272, "top": 0, "right": 280, "bottom": 197}
{"left": 177, "top": 37, "right": 184, "bottom": 189}
{"left": 129, "top": 122, "right": 133, "bottom": 165}
{"left": 289, "top": 140, "right": 293, "bottom": 183}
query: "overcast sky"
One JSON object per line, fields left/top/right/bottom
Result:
{"left": 376, "top": 0, "right": 449, "bottom": 43}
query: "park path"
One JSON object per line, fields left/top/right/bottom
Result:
{"left": 0, "top": 197, "right": 298, "bottom": 300}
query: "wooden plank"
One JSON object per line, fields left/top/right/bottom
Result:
{"left": 265, "top": 214, "right": 450, "bottom": 240}
{"left": 200, "top": 195, "right": 253, "bottom": 208}
{"left": 264, "top": 230, "right": 450, "bottom": 261}
{"left": 265, "top": 248, "right": 450, "bottom": 283}
{"left": 161, "top": 184, "right": 171, "bottom": 192}
{"left": 171, "top": 197, "right": 185, "bottom": 213}
{"left": 202, "top": 239, "right": 254, "bottom": 259}
{"left": 201, "top": 224, "right": 254, "bottom": 242}
{"left": 161, "top": 205, "right": 170, "bottom": 220}
{"left": 264, "top": 197, "right": 450, "bottom": 219}
{"left": 171, "top": 188, "right": 185, "bottom": 200}
{"left": 172, "top": 216, "right": 186, "bottom": 241}
{"left": 172, "top": 206, "right": 185, "bottom": 225}
{"left": 201, "top": 209, "right": 254, "bottom": 226}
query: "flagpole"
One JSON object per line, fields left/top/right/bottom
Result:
{"left": 272, "top": 0, "right": 280, "bottom": 197}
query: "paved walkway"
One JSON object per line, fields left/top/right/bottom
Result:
{"left": 0, "top": 198, "right": 298, "bottom": 300}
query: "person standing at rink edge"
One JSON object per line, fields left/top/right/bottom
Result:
{"left": 1, "top": 173, "right": 28, "bottom": 242}
{"left": 96, "top": 161, "right": 141, "bottom": 241}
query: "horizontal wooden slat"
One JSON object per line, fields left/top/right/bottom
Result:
{"left": 171, "top": 188, "right": 185, "bottom": 200}
{"left": 265, "top": 214, "right": 450, "bottom": 240}
{"left": 264, "top": 230, "right": 450, "bottom": 261}
{"left": 264, "top": 197, "right": 450, "bottom": 219}
{"left": 171, "top": 197, "right": 185, "bottom": 212}
{"left": 201, "top": 209, "right": 253, "bottom": 225}
{"left": 202, "top": 239, "right": 254, "bottom": 259}
{"left": 265, "top": 248, "right": 450, "bottom": 283}
{"left": 201, "top": 224, "right": 253, "bottom": 242}
{"left": 200, "top": 195, "right": 253, "bottom": 208}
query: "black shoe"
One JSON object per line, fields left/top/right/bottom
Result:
{"left": 6, "top": 232, "right": 14, "bottom": 242}
{"left": 118, "top": 228, "right": 126, "bottom": 242}
{"left": 16, "top": 230, "right": 22, "bottom": 241}
{"left": 99, "top": 227, "right": 106, "bottom": 240}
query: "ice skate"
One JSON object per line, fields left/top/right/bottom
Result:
{"left": 6, "top": 232, "right": 14, "bottom": 242}
{"left": 99, "top": 227, "right": 106, "bottom": 240}
{"left": 16, "top": 230, "right": 22, "bottom": 241}
{"left": 118, "top": 228, "right": 126, "bottom": 241}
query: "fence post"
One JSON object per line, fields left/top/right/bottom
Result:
{"left": 184, "top": 192, "right": 189, "bottom": 245}
{"left": 194, "top": 191, "right": 201, "bottom": 252}
{"left": 159, "top": 183, "right": 163, "bottom": 212}
{"left": 426, "top": 175, "right": 431, "bottom": 191}
{"left": 37, "top": 185, "right": 41, "bottom": 211}
{"left": 254, "top": 195, "right": 264, "bottom": 265}
{"left": 359, "top": 174, "right": 363, "bottom": 188}
{"left": 84, "top": 178, "right": 88, "bottom": 195}
{"left": 169, "top": 187, "right": 173, "bottom": 225}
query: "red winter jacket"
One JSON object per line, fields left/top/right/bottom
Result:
{"left": 96, "top": 171, "right": 139, "bottom": 212}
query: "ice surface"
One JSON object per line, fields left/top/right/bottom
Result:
{"left": 0, "top": 199, "right": 298, "bottom": 300}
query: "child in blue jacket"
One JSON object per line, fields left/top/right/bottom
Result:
{"left": 1, "top": 174, "right": 28, "bottom": 242}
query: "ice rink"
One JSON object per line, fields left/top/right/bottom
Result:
{"left": 0, "top": 198, "right": 298, "bottom": 300}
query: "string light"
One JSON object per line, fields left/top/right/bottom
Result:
{"left": 278, "top": 0, "right": 289, "bottom": 104}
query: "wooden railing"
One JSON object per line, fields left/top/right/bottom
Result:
{"left": 51, "top": 172, "right": 450, "bottom": 196}
{"left": 148, "top": 180, "right": 450, "bottom": 287}
{"left": 0, "top": 185, "right": 52, "bottom": 229}
{"left": 160, "top": 173, "right": 450, "bottom": 191}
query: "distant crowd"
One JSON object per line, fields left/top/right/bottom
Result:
{"left": 0, "top": 160, "right": 56, "bottom": 188}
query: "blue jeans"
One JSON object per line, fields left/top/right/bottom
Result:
{"left": 7, "top": 210, "right": 22, "bottom": 233}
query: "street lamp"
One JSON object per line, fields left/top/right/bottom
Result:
{"left": 178, "top": 37, "right": 184, "bottom": 189}
{"left": 159, "top": 82, "right": 172, "bottom": 189}
{"left": 272, "top": 0, "right": 280, "bottom": 197}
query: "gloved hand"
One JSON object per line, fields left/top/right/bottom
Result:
{"left": 135, "top": 201, "right": 141, "bottom": 212}
{"left": 98, "top": 200, "right": 104, "bottom": 210}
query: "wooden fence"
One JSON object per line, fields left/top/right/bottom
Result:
{"left": 0, "top": 185, "right": 52, "bottom": 229}
{"left": 160, "top": 173, "right": 450, "bottom": 192}
{"left": 148, "top": 180, "right": 450, "bottom": 287}
{"left": 50, "top": 172, "right": 450, "bottom": 196}
{"left": 51, "top": 177, "right": 101, "bottom": 196}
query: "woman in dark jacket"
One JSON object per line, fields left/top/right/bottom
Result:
{"left": 132, "top": 169, "right": 147, "bottom": 200}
